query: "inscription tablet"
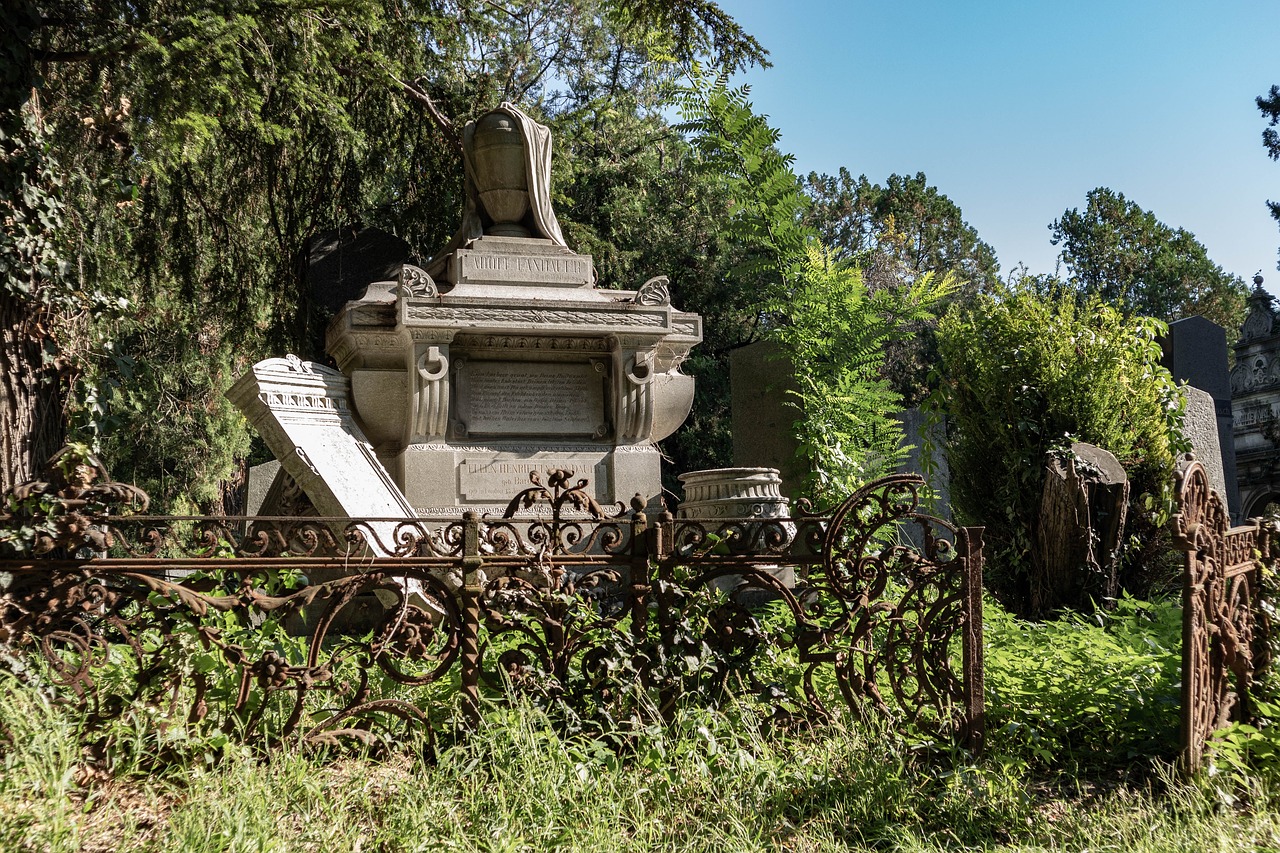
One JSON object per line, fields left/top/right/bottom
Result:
{"left": 455, "top": 249, "right": 593, "bottom": 286}
{"left": 458, "top": 455, "right": 611, "bottom": 502}
{"left": 461, "top": 361, "right": 606, "bottom": 437}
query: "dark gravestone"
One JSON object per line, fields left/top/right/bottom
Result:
{"left": 730, "top": 342, "right": 951, "bottom": 510}
{"left": 730, "top": 340, "right": 806, "bottom": 499}
{"left": 1160, "top": 315, "right": 1240, "bottom": 520}
{"left": 899, "top": 408, "right": 950, "bottom": 516}
{"left": 305, "top": 225, "right": 412, "bottom": 318}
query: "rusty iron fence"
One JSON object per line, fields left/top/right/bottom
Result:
{"left": 1172, "top": 459, "right": 1276, "bottom": 770}
{"left": 0, "top": 464, "right": 985, "bottom": 753}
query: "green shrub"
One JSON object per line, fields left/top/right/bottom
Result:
{"left": 930, "top": 284, "right": 1187, "bottom": 613}
{"left": 767, "top": 245, "right": 954, "bottom": 503}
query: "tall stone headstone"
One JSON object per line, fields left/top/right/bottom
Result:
{"left": 1182, "top": 386, "right": 1230, "bottom": 507}
{"left": 306, "top": 226, "right": 413, "bottom": 318}
{"left": 729, "top": 341, "right": 805, "bottom": 498}
{"left": 898, "top": 408, "right": 950, "bottom": 518}
{"left": 1161, "top": 315, "right": 1240, "bottom": 520}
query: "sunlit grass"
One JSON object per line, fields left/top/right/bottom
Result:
{"left": 3, "top": 679, "right": 1280, "bottom": 853}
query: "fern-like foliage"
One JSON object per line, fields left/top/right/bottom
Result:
{"left": 676, "top": 72, "right": 954, "bottom": 501}
{"left": 673, "top": 66, "right": 814, "bottom": 304}
{"left": 770, "top": 245, "right": 955, "bottom": 502}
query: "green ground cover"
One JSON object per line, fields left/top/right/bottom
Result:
{"left": 3, "top": 595, "right": 1280, "bottom": 852}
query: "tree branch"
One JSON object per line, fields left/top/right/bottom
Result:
{"left": 29, "top": 42, "right": 142, "bottom": 63}
{"left": 392, "top": 74, "right": 462, "bottom": 156}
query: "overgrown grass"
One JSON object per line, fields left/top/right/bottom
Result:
{"left": 984, "top": 594, "right": 1183, "bottom": 766}
{"left": 4, "top": 594, "right": 1280, "bottom": 851}
{"left": 4, "top": 685, "right": 1280, "bottom": 852}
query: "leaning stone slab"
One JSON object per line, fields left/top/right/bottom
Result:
{"left": 1182, "top": 385, "right": 1230, "bottom": 510}
{"left": 226, "top": 355, "right": 417, "bottom": 556}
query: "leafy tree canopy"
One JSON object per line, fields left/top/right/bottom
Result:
{"left": 800, "top": 169, "right": 995, "bottom": 405}
{"left": 803, "top": 168, "right": 1000, "bottom": 297}
{"left": 1049, "top": 188, "right": 1247, "bottom": 335}
{"left": 2, "top": 0, "right": 766, "bottom": 509}
{"left": 1259, "top": 84, "right": 1280, "bottom": 268}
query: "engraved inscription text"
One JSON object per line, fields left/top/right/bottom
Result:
{"left": 462, "top": 361, "right": 605, "bottom": 436}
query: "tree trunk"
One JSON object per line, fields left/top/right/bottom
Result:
{"left": 0, "top": 292, "right": 63, "bottom": 493}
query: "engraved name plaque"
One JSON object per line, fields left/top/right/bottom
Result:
{"left": 458, "top": 455, "right": 611, "bottom": 502}
{"left": 455, "top": 249, "right": 594, "bottom": 287}
{"left": 459, "top": 361, "right": 607, "bottom": 437}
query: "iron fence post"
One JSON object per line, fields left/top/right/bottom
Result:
{"left": 650, "top": 508, "right": 677, "bottom": 720}
{"left": 961, "top": 526, "right": 985, "bottom": 754}
{"left": 460, "top": 511, "right": 483, "bottom": 728}
{"left": 629, "top": 510, "right": 650, "bottom": 644}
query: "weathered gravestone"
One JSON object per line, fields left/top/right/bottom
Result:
{"left": 1161, "top": 315, "right": 1239, "bottom": 519}
{"left": 729, "top": 341, "right": 805, "bottom": 498}
{"left": 1182, "top": 386, "right": 1230, "bottom": 509}
{"left": 1033, "top": 442, "right": 1128, "bottom": 614}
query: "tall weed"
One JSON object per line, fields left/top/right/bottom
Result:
{"left": 985, "top": 594, "right": 1181, "bottom": 766}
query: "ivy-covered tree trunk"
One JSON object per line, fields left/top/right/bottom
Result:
{"left": 2, "top": 21, "right": 67, "bottom": 492}
{"left": 0, "top": 294, "right": 62, "bottom": 492}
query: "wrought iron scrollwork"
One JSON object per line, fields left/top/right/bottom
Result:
{"left": 1172, "top": 458, "right": 1268, "bottom": 771}
{"left": 1, "top": 460, "right": 987, "bottom": 755}
{"left": 1, "top": 447, "right": 148, "bottom": 557}
{"left": 814, "top": 474, "right": 981, "bottom": 742}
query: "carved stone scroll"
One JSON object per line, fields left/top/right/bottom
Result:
{"left": 615, "top": 350, "right": 655, "bottom": 444}
{"left": 413, "top": 345, "right": 450, "bottom": 441}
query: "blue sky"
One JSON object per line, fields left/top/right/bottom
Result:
{"left": 724, "top": 0, "right": 1280, "bottom": 295}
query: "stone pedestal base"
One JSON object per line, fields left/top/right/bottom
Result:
{"left": 676, "top": 467, "right": 795, "bottom": 591}
{"left": 677, "top": 467, "right": 790, "bottom": 519}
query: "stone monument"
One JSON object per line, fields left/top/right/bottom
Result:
{"left": 1160, "top": 314, "right": 1239, "bottom": 519}
{"left": 318, "top": 103, "right": 701, "bottom": 515}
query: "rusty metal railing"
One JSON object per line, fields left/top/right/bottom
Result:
{"left": 1, "top": 465, "right": 985, "bottom": 753}
{"left": 1171, "top": 459, "right": 1275, "bottom": 770}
